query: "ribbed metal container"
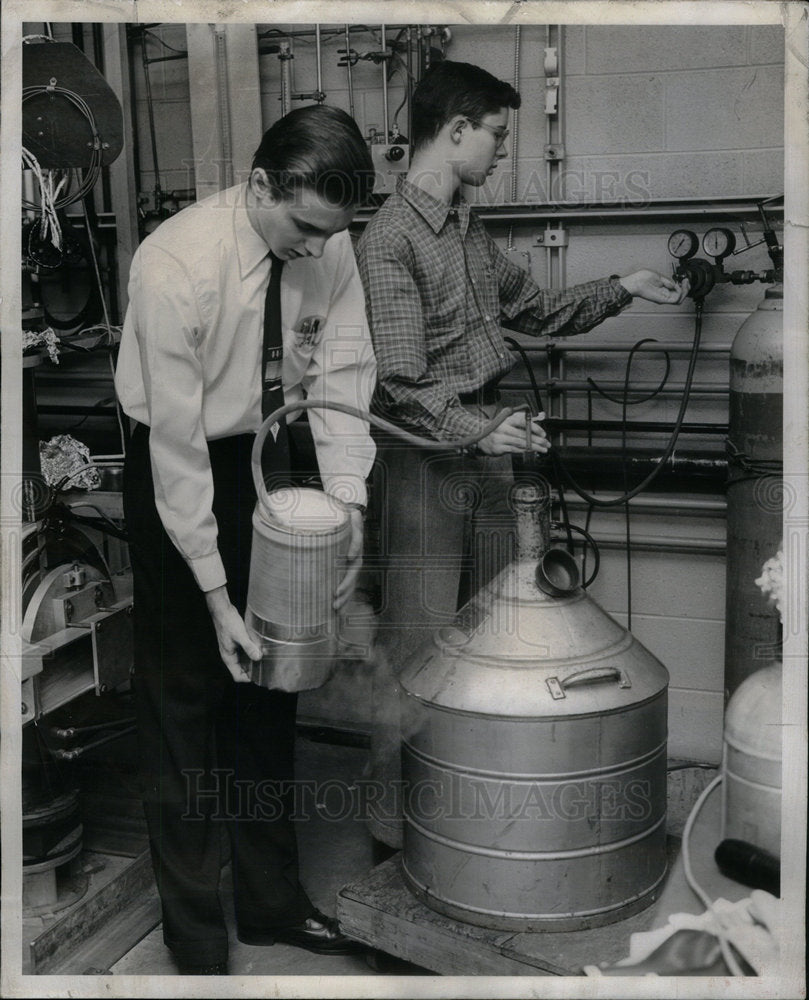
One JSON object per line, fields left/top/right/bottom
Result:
{"left": 399, "top": 484, "right": 669, "bottom": 931}
{"left": 246, "top": 486, "right": 350, "bottom": 692}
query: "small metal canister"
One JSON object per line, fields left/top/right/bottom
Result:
{"left": 246, "top": 486, "right": 350, "bottom": 692}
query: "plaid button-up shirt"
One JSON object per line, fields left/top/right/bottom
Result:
{"left": 357, "top": 176, "right": 632, "bottom": 442}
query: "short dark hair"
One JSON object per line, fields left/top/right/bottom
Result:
{"left": 252, "top": 105, "right": 374, "bottom": 206}
{"left": 411, "top": 60, "right": 521, "bottom": 150}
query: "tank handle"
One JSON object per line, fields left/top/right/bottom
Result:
{"left": 546, "top": 666, "right": 631, "bottom": 699}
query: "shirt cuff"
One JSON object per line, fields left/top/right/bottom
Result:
{"left": 435, "top": 401, "right": 491, "bottom": 445}
{"left": 189, "top": 550, "right": 227, "bottom": 593}
{"left": 609, "top": 276, "right": 634, "bottom": 307}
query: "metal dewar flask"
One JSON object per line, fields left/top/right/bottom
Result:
{"left": 246, "top": 486, "right": 350, "bottom": 692}
{"left": 399, "top": 484, "right": 670, "bottom": 931}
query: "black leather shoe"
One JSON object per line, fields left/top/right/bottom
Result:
{"left": 176, "top": 960, "right": 228, "bottom": 975}
{"left": 238, "top": 910, "right": 361, "bottom": 955}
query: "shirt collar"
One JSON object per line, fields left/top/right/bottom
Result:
{"left": 232, "top": 182, "right": 273, "bottom": 280}
{"left": 397, "top": 176, "right": 470, "bottom": 236}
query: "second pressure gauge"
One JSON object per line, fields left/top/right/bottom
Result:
{"left": 667, "top": 229, "right": 699, "bottom": 260}
{"left": 702, "top": 227, "right": 736, "bottom": 260}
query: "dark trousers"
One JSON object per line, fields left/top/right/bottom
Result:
{"left": 123, "top": 423, "right": 314, "bottom": 966}
{"left": 374, "top": 421, "right": 515, "bottom": 667}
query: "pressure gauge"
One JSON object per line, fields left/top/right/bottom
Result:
{"left": 667, "top": 229, "right": 699, "bottom": 260}
{"left": 702, "top": 227, "right": 737, "bottom": 260}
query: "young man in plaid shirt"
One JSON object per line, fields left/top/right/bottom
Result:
{"left": 356, "top": 61, "right": 689, "bottom": 844}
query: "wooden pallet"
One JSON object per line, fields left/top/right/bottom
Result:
{"left": 337, "top": 845, "right": 679, "bottom": 977}
{"left": 25, "top": 849, "right": 160, "bottom": 974}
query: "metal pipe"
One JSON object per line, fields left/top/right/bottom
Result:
{"left": 564, "top": 495, "right": 727, "bottom": 515}
{"left": 552, "top": 446, "right": 726, "bottom": 468}
{"left": 279, "top": 42, "right": 292, "bottom": 116}
{"left": 501, "top": 379, "right": 730, "bottom": 395}
{"left": 139, "top": 28, "right": 162, "bottom": 206}
{"left": 513, "top": 341, "right": 732, "bottom": 354}
{"left": 536, "top": 447, "right": 728, "bottom": 490}
{"left": 315, "top": 24, "right": 323, "bottom": 101}
{"left": 506, "top": 25, "right": 521, "bottom": 250}
{"left": 406, "top": 26, "right": 413, "bottom": 141}
{"left": 214, "top": 27, "right": 234, "bottom": 189}
{"left": 344, "top": 24, "right": 355, "bottom": 118}
{"left": 353, "top": 197, "right": 783, "bottom": 225}
{"left": 568, "top": 496, "right": 726, "bottom": 515}
{"left": 381, "top": 24, "right": 389, "bottom": 141}
{"left": 590, "top": 536, "right": 726, "bottom": 555}
{"left": 143, "top": 53, "right": 188, "bottom": 65}
{"left": 259, "top": 25, "right": 376, "bottom": 41}
{"left": 546, "top": 418, "right": 727, "bottom": 435}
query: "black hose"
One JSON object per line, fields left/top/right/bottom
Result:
{"left": 587, "top": 338, "right": 671, "bottom": 405}
{"left": 553, "top": 302, "right": 705, "bottom": 507}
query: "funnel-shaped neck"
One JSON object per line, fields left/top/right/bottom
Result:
{"left": 511, "top": 481, "right": 551, "bottom": 562}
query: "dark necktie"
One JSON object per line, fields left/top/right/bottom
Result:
{"left": 260, "top": 252, "right": 290, "bottom": 483}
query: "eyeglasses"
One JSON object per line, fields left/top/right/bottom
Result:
{"left": 466, "top": 118, "right": 510, "bottom": 148}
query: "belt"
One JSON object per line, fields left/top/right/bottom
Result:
{"left": 458, "top": 382, "right": 500, "bottom": 406}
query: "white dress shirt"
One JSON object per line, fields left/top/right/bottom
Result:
{"left": 115, "top": 183, "right": 376, "bottom": 592}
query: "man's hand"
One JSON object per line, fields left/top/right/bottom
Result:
{"left": 334, "top": 506, "right": 364, "bottom": 611}
{"left": 477, "top": 411, "right": 550, "bottom": 456}
{"left": 618, "top": 270, "right": 690, "bottom": 304}
{"left": 205, "top": 585, "right": 261, "bottom": 683}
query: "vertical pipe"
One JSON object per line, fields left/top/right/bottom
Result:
{"left": 315, "top": 24, "right": 323, "bottom": 102}
{"left": 279, "top": 42, "right": 292, "bottom": 116}
{"left": 406, "top": 26, "right": 413, "bottom": 141}
{"left": 344, "top": 24, "right": 355, "bottom": 119}
{"left": 214, "top": 27, "right": 234, "bottom": 189}
{"left": 140, "top": 32, "right": 163, "bottom": 209}
{"left": 126, "top": 27, "right": 144, "bottom": 210}
{"left": 506, "top": 25, "right": 521, "bottom": 251}
{"left": 381, "top": 24, "right": 389, "bottom": 141}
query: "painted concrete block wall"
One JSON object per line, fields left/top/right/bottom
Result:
{"left": 115, "top": 23, "right": 784, "bottom": 756}
{"left": 448, "top": 24, "right": 784, "bottom": 204}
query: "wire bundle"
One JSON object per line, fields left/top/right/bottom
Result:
{"left": 22, "top": 80, "right": 104, "bottom": 215}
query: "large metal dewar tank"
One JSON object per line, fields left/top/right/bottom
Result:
{"left": 399, "top": 484, "right": 669, "bottom": 932}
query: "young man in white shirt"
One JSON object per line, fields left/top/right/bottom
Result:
{"left": 115, "top": 105, "right": 376, "bottom": 973}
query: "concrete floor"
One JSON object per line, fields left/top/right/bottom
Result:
{"left": 109, "top": 734, "right": 427, "bottom": 978}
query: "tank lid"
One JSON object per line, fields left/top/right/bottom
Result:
{"left": 399, "top": 567, "right": 669, "bottom": 717}
{"left": 260, "top": 487, "right": 347, "bottom": 534}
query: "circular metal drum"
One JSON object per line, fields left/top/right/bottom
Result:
{"left": 399, "top": 485, "right": 669, "bottom": 932}
{"left": 246, "top": 486, "right": 350, "bottom": 692}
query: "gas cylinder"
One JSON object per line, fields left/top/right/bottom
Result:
{"left": 399, "top": 484, "right": 670, "bottom": 931}
{"left": 725, "top": 286, "right": 783, "bottom": 697}
{"left": 721, "top": 662, "right": 782, "bottom": 858}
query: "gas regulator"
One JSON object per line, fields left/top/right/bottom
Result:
{"left": 667, "top": 198, "right": 783, "bottom": 300}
